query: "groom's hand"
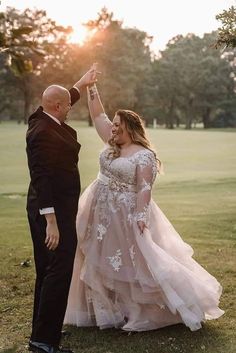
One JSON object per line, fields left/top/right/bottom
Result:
{"left": 44, "top": 213, "right": 60, "bottom": 250}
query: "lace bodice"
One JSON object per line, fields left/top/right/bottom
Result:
{"left": 98, "top": 147, "right": 158, "bottom": 225}
{"left": 100, "top": 148, "right": 157, "bottom": 184}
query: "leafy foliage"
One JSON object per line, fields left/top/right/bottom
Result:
{"left": 0, "top": 7, "right": 72, "bottom": 122}
{"left": 1, "top": 6, "right": 236, "bottom": 128}
{"left": 82, "top": 7, "right": 153, "bottom": 117}
{"left": 0, "top": 7, "right": 72, "bottom": 75}
{"left": 215, "top": 6, "right": 236, "bottom": 49}
{"left": 153, "top": 32, "right": 236, "bottom": 128}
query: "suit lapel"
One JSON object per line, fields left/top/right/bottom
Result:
{"left": 61, "top": 122, "right": 77, "bottom": 139}
{"left": 42, "top": 112, "right": 81, "bottom": 152}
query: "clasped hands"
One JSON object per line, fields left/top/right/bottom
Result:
{"left": 75, "top": 63, "right": 101, "bottom": 91}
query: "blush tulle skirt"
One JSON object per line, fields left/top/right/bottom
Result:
{"left": 64, "top": 180, "right": 224, "bottom": 331}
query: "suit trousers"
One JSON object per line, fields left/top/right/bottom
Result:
{"left": 28, "top": 210, "right": 77, "bottom": 346}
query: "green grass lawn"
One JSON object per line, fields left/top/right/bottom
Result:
{"left": 0, "top": 121, "right": 235, "bottom": 353}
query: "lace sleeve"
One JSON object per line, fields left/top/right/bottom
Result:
{"left": 87, "top": 85, "right": 113, "bottom": 143}
{"left": 93, "top": 113, "right": 113, "bottom": 143}
{"left": 134, "top": 151, "right": 158, "bottom": 226}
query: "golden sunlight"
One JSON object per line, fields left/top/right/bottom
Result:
{"left": 68, "top": 25, "right": 89, "bottom": 44}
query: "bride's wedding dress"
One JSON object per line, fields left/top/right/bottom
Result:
{"left": 64, "top": 147, "right": 224, "bottom": 331}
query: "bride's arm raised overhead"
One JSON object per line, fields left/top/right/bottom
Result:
{"left": 87, "top": 69, "right": 112, "bottom": 143}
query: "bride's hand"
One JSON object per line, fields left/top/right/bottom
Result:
{"left": 90, "top": 62, "right": 98, "bottom": 81}
{"left": 74, "top": 63, "right": 100, "bottom": 91}
{"left": 137, "top": 221, "right": 146, "bottom": 235}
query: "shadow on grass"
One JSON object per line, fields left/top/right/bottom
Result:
{"left": 0, "top": 347, "right": 17, "bottom": 353}
{"left": 62, "top": 322, "right": 228, "bottom": 353}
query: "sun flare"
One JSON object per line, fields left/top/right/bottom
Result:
{"left": 68, "top": 25, "right": 89, "bottom": 44}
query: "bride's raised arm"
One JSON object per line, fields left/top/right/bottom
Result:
{"left": 87, "top": 84, "right": 112, "bottom": 143}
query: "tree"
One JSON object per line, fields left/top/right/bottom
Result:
{"left": 154, "top": 34, "right": 203, "bottom": 129}
{"left": 195, "top": 33, "right": 235, "bottom": 128}
{"left": 215, "top": 6, "right": 236, "bottom": 49}
{"left": 0, "top": 7, "right": 72, "bottom": 122}
{"left": 83, "top": 8, "right": 153, "bottom": 122}
{"left": 153, "top": 32, "right": 236, "bottom": 129}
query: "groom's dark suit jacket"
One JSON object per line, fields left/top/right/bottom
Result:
{"left": 25, "top": 87, "right": 81, "bottom": 346}
{"left": 26, "top": 88, "right": 81, "bottom": 220}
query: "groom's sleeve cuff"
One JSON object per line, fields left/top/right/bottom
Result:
{"left": 73, "top": 86, "right": 80, "bottom": 95}
{"left": 39, "top": 207, "right": 55, "bottom": 215}
{"left": 70, "top": 87, "right": 81, "bottom": 106}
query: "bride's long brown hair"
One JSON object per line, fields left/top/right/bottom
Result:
{"left": 108, "top": 109, "right": 162, "bottom": 171}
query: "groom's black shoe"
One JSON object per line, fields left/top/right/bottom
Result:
{"left": 28, "top": 340, "right": 74, "bottom": 353}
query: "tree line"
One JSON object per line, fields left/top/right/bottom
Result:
{"left": 0, "top": 6, "right": 236, "bottom": 128}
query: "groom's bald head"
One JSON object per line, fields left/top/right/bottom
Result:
{"left": 42, "top": 85, "right": 71, "bottom": 122}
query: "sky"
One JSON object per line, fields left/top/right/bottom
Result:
{"left": 1, "top": 0, "right": 236, "bottom": 53}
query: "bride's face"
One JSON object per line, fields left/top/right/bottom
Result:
{"left": 111, "top": 114, "right": 130, "bottom": 145}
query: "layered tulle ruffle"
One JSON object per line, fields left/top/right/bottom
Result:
{"left": 64, "top": 181, "right": 224, "bottom": 331}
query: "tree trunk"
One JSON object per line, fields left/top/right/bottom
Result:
{"left": 185, "top": 96, "right": 194, "bottom": 129}
{"left": 185, "top": 115, "right": 192, "bottom": 129}
{"left": 166, "top": 99, "right": 174, "bottom": 129}
{"left": 22, "top": 77, "right": 32, "bottom": 124}
{"left": 176, "top": 116, "right": 180, "bottom": 127}
{"left": 168, "top": 99, "right": 174, "bottom": 129}
{"left": 24, "top": 93, "right": 31, "bottom": 124}
{"left": 88, "top": 114, "right": 93, "bottom": 126}
{"left": 202, "top": 108, "right": 211, "bottom": 128}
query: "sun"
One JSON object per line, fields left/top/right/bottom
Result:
{"left": 68, "top": 24, "right": 89, "bottom": 45}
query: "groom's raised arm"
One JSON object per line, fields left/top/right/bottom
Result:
{"left": 70, "top": 66, "right": 99, "bottom": 106}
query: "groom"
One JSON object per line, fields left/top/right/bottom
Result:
{"left": 26, "top": 67, "right": 97, "bottom": 353}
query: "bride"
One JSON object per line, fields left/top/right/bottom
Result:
{"left": 64, "top": 78, "right": 224, "bottom": 332}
